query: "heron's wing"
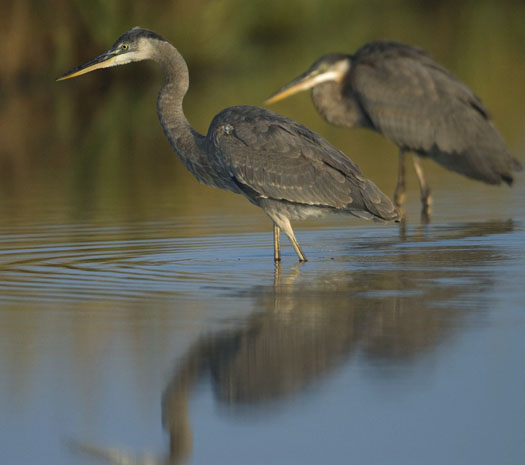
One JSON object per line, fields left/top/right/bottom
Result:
{"left": 351, "top": 41, "right": 520, "bottom": 183}
{"left": 208, "top": 106, "right": 397, "bottom": 220}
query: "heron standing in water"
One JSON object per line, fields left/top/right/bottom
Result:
{"left": 266, "top": 41, "right": 522, "bottom": 218}
{"left": 58, "top": 27, "right": 399, "bottom": 262}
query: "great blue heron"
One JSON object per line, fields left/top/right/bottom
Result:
{"left": 266, "top": 41, "right": 522, "bottom": 217}
{"left": 58, "top": 27, "right": 399, "bottom": 262}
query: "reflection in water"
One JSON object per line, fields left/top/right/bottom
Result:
{"left": 71, "top": 220, "right": 514, "bottom": 464}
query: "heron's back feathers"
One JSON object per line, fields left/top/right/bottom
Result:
{"left": 339, "top": 41, "right": 522, "bottom": 184}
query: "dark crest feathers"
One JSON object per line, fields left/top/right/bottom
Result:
{"left": 114, "top": 27, "right": 167, "bottom": 46}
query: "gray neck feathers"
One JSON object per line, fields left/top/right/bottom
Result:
{"left": 153, "top": 41, "right": 211, "bottom": 183}
{"left": 312, "top": 82, "right": 371, "bottom": 129}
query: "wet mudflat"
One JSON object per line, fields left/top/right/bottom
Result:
{"left": 1, "top": 177, "right": 524, "bottom": 465}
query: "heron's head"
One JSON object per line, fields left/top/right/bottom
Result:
{"left": 57, "top": 27, "right": 168, "bottom": 81}
{"left": 265, "top": 54, "right": 351, "bottom": 105}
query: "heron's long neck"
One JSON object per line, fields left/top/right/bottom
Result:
{"left": 312, "top": 82, "right": 372, "bottom": 129}
{"left": 154, "top": 42, "right": 210, "bottom": 183}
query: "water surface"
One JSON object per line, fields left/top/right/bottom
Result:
{"left": 1, "top": 179, "right": 524, "bottom": 464}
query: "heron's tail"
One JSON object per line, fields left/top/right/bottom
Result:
{"left": 503, "top": 156, "right": 523, "bottom": 185}
{"left": 364, "top": 179, "right": 401, "bottom": 221}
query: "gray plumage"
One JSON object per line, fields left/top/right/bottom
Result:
{"left": 209, "top": 106, "right": 397, "bottom": 220}
{"left": 58, "top": 27, "right": 399, "bottom": 262}
{"left": 267, "top": 40, "right": 522, "bottom": 214}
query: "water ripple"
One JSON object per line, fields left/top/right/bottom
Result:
{"left": 0, "top": 219, "right": 521, "bottom": 306}
{"left": 0, "top": 222, "right": 274, "bottom": 304}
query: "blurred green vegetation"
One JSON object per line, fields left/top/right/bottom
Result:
{"left": 1, "top": 0, "right": 524, "bottom": 226}
{"left": 3, "top": 0, "right": 525, "bottom": 89}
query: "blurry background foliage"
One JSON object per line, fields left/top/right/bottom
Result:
{"left": 1, "top": 0, "right": 524, "bottom": 224}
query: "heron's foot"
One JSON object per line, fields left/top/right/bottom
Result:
{"left": 397, "top": 213, "right": 407, "bottom": 240}
{"left": 289, "top": 235, "right": 307, "bottom": 262}
{"left": 398, "top": 207, "right": 407, "bottom": 223}
{"left": 395, "top": 150, "right": 407, "bottom": 208}
{"left": 421, "top": 208, "right": 431, "bottom": 224}
{"left": 393, "top": 185, "right": 406, "bottom": 208}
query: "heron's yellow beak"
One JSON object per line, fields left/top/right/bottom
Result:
{"left": 265, "top": 72, "right": 320, "bottom": 105}
{"left": 56, "top": 50, "right": 121, "bottom": 81}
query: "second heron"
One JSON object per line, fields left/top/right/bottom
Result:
{"left": 267, "top": 41, "right": 522, "bottom": 218}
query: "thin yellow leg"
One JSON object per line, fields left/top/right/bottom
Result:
{"left": 273, "top": 223, "right": 281, "bottom": 262}
{"left": 271, "top": 217, "right": 307, "bottom": 262}
{"left": 289, "top": 234, "right": 307, "bottom": 262}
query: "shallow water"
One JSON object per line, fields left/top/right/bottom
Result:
{"left": 1, "top": 173, "right": 525, "bottom": 464}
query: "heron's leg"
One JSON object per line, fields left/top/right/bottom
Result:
{"left": 273, "top": 223, "right": 281, "bottom": 262}
{"left": 393, "top": 149, "right": 406, "bottom": 208}
{"left": 274, "top": 216, "right": 307, "bottom": 262}
{"left": 288, "top": 232, "right": 307, "bottom": 263}
{"left": 267, "top": 213, "right": 307, "bottom": 262}
{"left": 412, "top": 155, "right": 432, "bottom": 219}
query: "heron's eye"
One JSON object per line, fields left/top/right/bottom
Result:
{"left": 121, "top": 43, "right": 129, "bottom": 51}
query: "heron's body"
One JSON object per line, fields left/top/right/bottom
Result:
{"left": 267, "top": 41, "right": 522, "bottom": 216}
{"left": 58, "top": 28, "right": 399, "bottom": 262}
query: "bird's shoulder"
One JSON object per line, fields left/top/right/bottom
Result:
{"left": 352, "top": 40, "right": 455, "bottom": 91}
{"left": 353, "top": 40, "right": 430, "bottom": 65}
{"left": 209, "top": 105, "right": 319, "bottom": 150}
